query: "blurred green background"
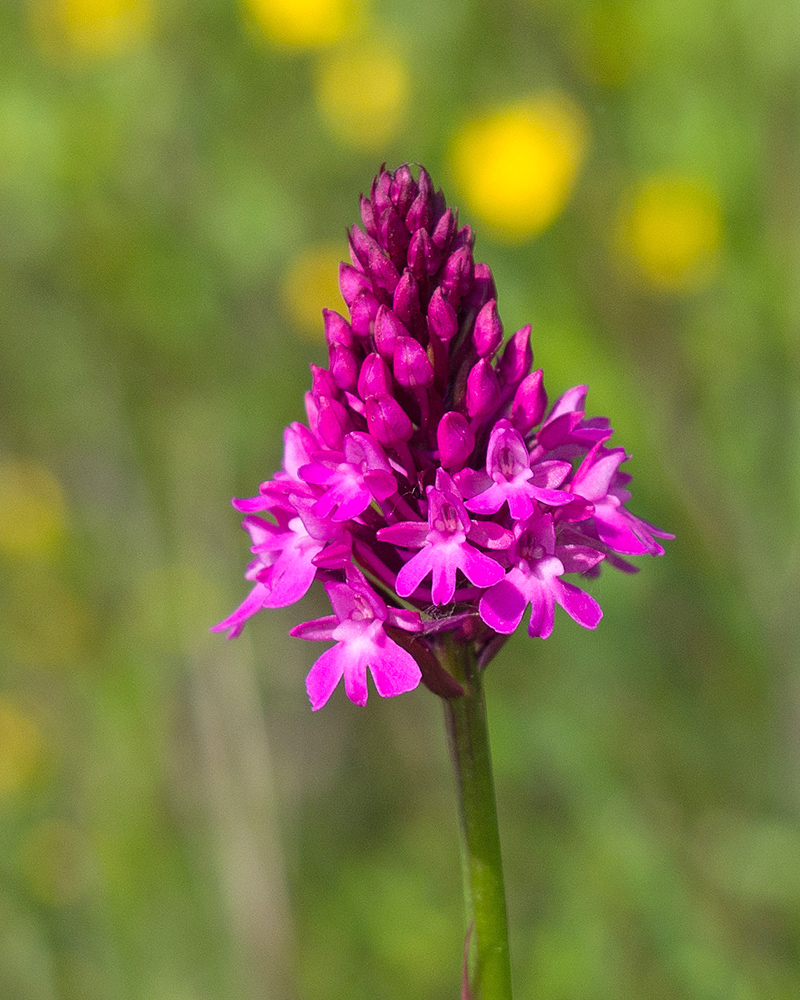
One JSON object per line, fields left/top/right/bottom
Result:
{"left": 1, "top": 0, "right": 799, "bottom": 997}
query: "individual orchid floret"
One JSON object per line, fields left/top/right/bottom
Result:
{"left": 570, "top": 444, "right": 674, "bottom": 555}
{"left": 458, "top": 419, "right": 573, "bottom": 521}
{"left": 378, "top": 470, "right": 508, "bottom": 605}
{"left": 300, "top": 432, "right": 398, "bottom": 522}
{"left": 479, "top": 513, "right": 604, "bottom": 639}
{"left": 290, "top": 567, "right": 422, "bottom": 710}
{"left": 211, "top": 501, "right": 346, "bottom": 638}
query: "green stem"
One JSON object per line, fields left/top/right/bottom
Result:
{"left": 442, "top": 639, "right": 513, "bottom": 1000}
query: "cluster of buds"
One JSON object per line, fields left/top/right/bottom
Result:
{"left": 213, "top": 164, "right": 671, "bottom": 709}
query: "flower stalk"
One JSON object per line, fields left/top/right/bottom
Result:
{"left": 443, "top": 639, "right": 513, "bottom": 1000}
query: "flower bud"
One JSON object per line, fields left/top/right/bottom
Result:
{"left": 389, "top": 163, "right": 418, "bottom": 217}
{"left": 497, "top": 324, "right": 533, "bottom": 388}
{"left": 329, "top": 344, "right": 359, "bottom": 392}
{"left": 323, "top": 309, "right": 354, "bottom": 349}
{"left": 392, "top": 270, "right": 422, "bottom": 329}
{"left": 427, "top": 287, "right": 459, "bottom": 342}
{"left": 394, "top": 337, "right": 434, "bottom": 388}
{"left": 366, "top": 394, "right": 413, "bottom": 444}
{"left": 511, "top": 370, "right": 547, "bottom": 432}
{"left": 349, "top": 290, "right": 380, "bottom": 337}
{"left": 441, "top": 245, "right": 474, "bottom": 306}
{"left": 431, "top": 208, "right": 457, "bottom": 252}
{"left": 374, "top": 304, "right": 409, "bottom": 358}
{"left": 473, "top": 299, "right": 503, "bottom": 358}
{"left": 358, "top": 353, "right": 393, "bottom": 399}
{"left": 407, "top": 229, "right": 441, "bottom": 280}
{"left": 338, "top": 262, "right": 371, "bottom": 308}
{"left": 437, "top": 411, "right": 475, "bottom": 469}
{"left": 466, "top": 358, "right": 500, "bottom": 419}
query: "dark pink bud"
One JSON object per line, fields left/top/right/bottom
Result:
{"left": 360, "top": 194, "right": 377, "bottom": 238}
{"left": 405, "top": 166, "right": 434, "bottom": 232}
{"left": 323, "top": 309, "right": 354, "bottom": 349}
{"left": 349, "top": 227, "right": 400, "bottom": 294}
{"left": 317, "top": 395, "right": 350, "bottom": 449}
{"left": 431, "top": 208, "right": 457, "bottom": 251}
{"left": 393, "top": 270, "right": 422, "bottom": 328}
{"left": 466, "top": 358, "right": 500, "bottom": 418}
{"left": 473, "top": 299, "right": 503, "bottom": 358}
{"left": 389, "top": 164, "right": 418, "bottom": 218}
{"left": 371, "top": 168, "right": 393, "bottom": 216}
{"left": 374, "top": 304, "right": 409, "bottom": 358}
{"left": 452, "top": 225, "right": 474, "bottom": 252}
{"left": 348, "top": 225, "right": 371, "bottom": 269}
{"left": 339, "top": 263, "right": 371, "bottom": 308}
{"left": 407, "top": 229, "right": 441, "bottom": 279}
{"left": 358, "top": 352, "right": 393, "bottom": 399}
{"left": 427, "top": 287, "right": 459, "bottom": 342}
{"left": 329, "top": 344, "right": 359, "bottom": 392}
{"left": 349, "top": 290, "right": 381, "bottom": 337}
{"left": 310, "top": 363, "right": 339, "bottom": 399}
{"left": 441, "top": 245, "right": 474, "bottom": 306}
{"left": 379, "top": 205, "right": 410, "bottom": 268}
{"left": 511, "top": 369, "right": 547, "bottom": 432}
{"left": 497, "top": 324, "right": 533, "bottom": 388}
{"left": 394, "top": 336, "right": 433, "bottom": 388}
{"left": 437, "top": 411, "right": 475, "bottom": 469}
{"left": 366, "top": 394, "right": 413, "bottom": 444}
{"left": 464, "top": 262, "right": 496, "bottom": 313}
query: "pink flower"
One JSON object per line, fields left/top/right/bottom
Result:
{"left": 378, "top": 470, "right": 508, "bottom": 605}
{"left": 479, "top": 514, "right": 604, "bottom": 638}
{"left": 291, "top": 568, "right": 422, "bottom": 709}
{"left": 214, "top": 164, "right": 671, "bottom": 707}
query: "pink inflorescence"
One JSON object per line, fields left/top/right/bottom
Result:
{"left": 213, "top": 164, "right": 672, "bottom": 710}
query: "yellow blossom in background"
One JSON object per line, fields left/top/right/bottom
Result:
{"left": 30, "top": 0, "right": 151, "bottom": 60}
{"left": 243, "top": 0, "right": 366, "bottom": 48}
{"left": 19, "top": 820, "right": 90, "bottom": 905}
{"left": 618, "top": 175, "right": 722, "bottom": 291}
{"left": 283, "top": 243, "right": 348, "bottom": 339}
{"left": 0, "top": 459, "right": 66, "bottom": 560}
{"left": 0, "top": 699, "right": 44, "bottom": 797}
{"left": 315, "top": 40, "right": 409, "bottom": 150}
{"left": 449, "top": 94, "right": 588, "bottom": 243}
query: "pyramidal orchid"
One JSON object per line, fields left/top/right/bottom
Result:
{"left": 213, "top": 164, "right": 671, "bottom": 999}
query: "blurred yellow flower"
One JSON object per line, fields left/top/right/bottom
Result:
{"left": 619, "top": 175, "right": 722, "bottom": 291}
{"left": 449, "top": 95, "right": 589, "bottom": 243}
{"left": 19, "top": 820, "right": 89, "bottom": 905}
{"left": 283, "top": 243, "right": 348, "bottom": 339}
{"left": 315, "top": 40, "right": 409, "bottom": 150}
{"left": 0, "top": 699, "right": 44, "bottom": 797}
{"left": 30, "top": 0, "right": 151, "bottom": 59}
{"left": 0, "top": 459, "right": 66, "bottom": 560}
{"left": 243, "top": 0, "right": 365, "bottom": 48}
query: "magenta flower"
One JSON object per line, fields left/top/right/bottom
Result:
{"left": 378, "top": 469, "right": 509, "bottom": 605}
{"left": 290, "top": 567, "right": 422, "bottom": 710}
{"left": 457, "top": 419, "right": 573, "bottom": 520}
{"left": 479, "top": 513, "right": 604, "bottom": 638}
{"left": 214, "top": 164, "right": 671, "bottom": 708}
